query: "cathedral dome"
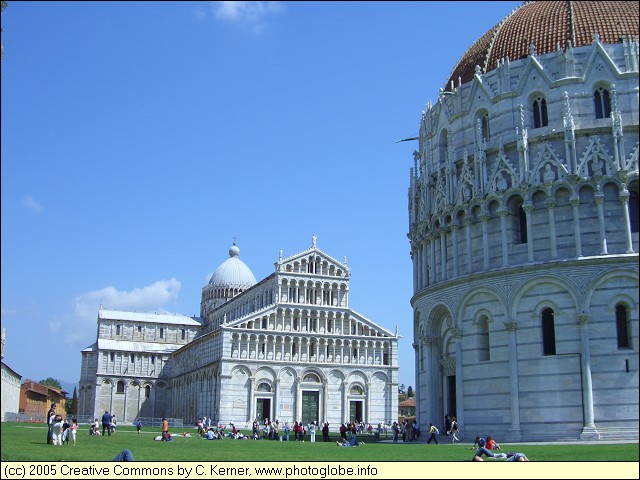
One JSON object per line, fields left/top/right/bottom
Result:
{"left": 445, "top": 1, "right": 639, "bottom": 91}
{"left": 208, "top": 243, "right": 257, "bottom": 290}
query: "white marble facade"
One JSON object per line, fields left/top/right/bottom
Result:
{"left": 407, "top": 2, "right": 639, "bottom": 441}
{"left": 80, "top": 239, "right": 399, "bottom": 427}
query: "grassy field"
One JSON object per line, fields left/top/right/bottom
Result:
{"left": 1, "top": 422, "right": 638, "bottom": 462}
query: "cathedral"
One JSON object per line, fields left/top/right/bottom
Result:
{"left": 408, "top": 1, "right": 639, "bottom": 441}
{"left": 79, "top": 237, "right": 399, "bottom": 428}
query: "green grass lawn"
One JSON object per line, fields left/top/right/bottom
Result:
{"left": 1, "top": 422, "right": 638, "bottom": 462}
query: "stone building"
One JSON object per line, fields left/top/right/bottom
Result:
{"left": 407, "top": 1, "right": 638, "bottom": 441}
{"left": 1, "top": 328, "right": 22, "bottom": 422}
{"left": 79, "top": 238, "right": 399, "bottom": 427}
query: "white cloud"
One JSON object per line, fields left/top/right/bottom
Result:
{"left": 74, "top": 278, "right": 182, "bottom": 320}
{"left": 212, "top": 1, "right": 284, "bottom": 32}
{"left": 49, "top": 320, "right": 62, "bottom": 333}
{"left": 22, "top": 195, "right": 43, "bottom": 213}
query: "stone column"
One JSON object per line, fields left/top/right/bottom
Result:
{"left": 123, "top": 383, "right": 128, "bottom": 423}
{"left": 523, "top": 202, "right": 534, "bottom": 262}
{"left": 595, "top": 192, "right": 608, "bottom": 254}
{"left": 570, "top": 195, "right": 583, "bottom": 258}
{"left": 412, "top": 249, "right": 418, "bottom": 292}
{"left": 578, "top": 314, "right": 600, "bottom": 440}
{"left": 481, "top": 214, "right": 490, "bottom": 270}
{"left": 422, "top": 240, "right": 429, "bottom": 288}
{"left": 430, "top": 238, "right": 436, "bottom": 284}
{"left": 620, "top": 189, "right": 635, "bottom": 253}
{"left": 545, "top": 197, "right": 557, "bottom": 259}
{"left": 342, "top": 381, "right": 349, "bottom": 423}
{"left": 440, "top": 228, "right": 448, "bottom": 280}
{"left": 322, "top": 379, "right": 329, "bottom": 422}
{"left": 413, "top": 342, "right": 421, "bottom": 425}
{"left": 451, "top": 224, "right": 460, "bottom": 277}
{"left": 295, "top": 377, "right": 301, "bottom": 421}
{"left": 366, "top": 381, "right": 371, "bottom": 423}
{"left": 248, "top": 377, "right": 255, "bottom": 422}
{"left": 504, "top": 321, "right": 522, "bottom": 441}
{"left": 452, "top": 328, "right": 464, "bottom": 428}
{"left": 498, "top": 208, "right": 509, "bottom": 266}
{"left": 274, "top": 379, "right": 280, "bottom": 423}
{"left": 465, "top": 218, "right": 473, "bottom": 274}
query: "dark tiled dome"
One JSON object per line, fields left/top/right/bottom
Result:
{"left": 445, "top": 1, "right": 639, "bottom": 91}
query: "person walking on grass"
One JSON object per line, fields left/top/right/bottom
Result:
{"left": 427, "top": 422, "right": 439, "bottom": 444}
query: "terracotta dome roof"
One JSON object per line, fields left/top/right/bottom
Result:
{"left": 445, "top": 1, "right": 639, "bottom": 91}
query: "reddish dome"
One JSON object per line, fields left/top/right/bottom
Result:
{"left": 445, "top": 1, "right": 639, "bottom": 91}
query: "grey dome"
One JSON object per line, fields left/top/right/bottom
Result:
{"left": 208, "top": 243, "right": 257, "bottom": 290}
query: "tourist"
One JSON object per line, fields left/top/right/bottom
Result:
{"left": 284, "top": 422, "right": 290, "bottom": 441}
{"left": 46, "top": 403, "right": 56, "bottom": 444}
{"left": 112, "top": 449, "right": 135, "bottom": 461}
{"left": 50, "top": 414, "right": 64, "bottom": 446}
{"left": 449, "top": 416, "right": 459, "bottom": 443}
{"left": 162, "top": 417, "right": 169, "bottom": 439}
{"left": 336, "top": 435, "right": 363, "bottom": 447}
{"left": 486, "top": 435, "right": 501, "bottom": 450}
{"left": 426, "top": 422, "right": 439, "bottom": 444}
{"left": 71, "top": 418, "right": 78, "bottom": 446}
{"left": 101, "top": 411, "right": 112, "bottom": 436}
{"left": 110, "top": 415, "right": 117, "bottom": 435}
{"left": 136, "top": 418, "right": 142, "bottom": 434}
{"left": 322, "top": 422, "right": 330, "bottom": 442}
{"left": 506, "top": 452, "right": 529, "bottom": 461}
{"left": 61, "top": 417, "right": 71, "bottom": 445}
{"left": 308, "top": 421, "right": 317, "bottom": 443}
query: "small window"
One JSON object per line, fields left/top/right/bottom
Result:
{"left": 542, "top": 308, "right": 556, "bottom": 355}
{"left": 517, "top": 206, "right": 528, "bottom": 244}
{"left": 533, "top": 97, "right": 548, "bottom": 128}
{"left": 353, "top": 348, "right": 357, "bottom": 359}
{"left": 328, "top": 320, "right": 333, "bottom": 333}
{"left": 137, "top": 326, "right": 142, "bottom": 333}
{"left": 594, "top": 87, "right": 611, "bottom": 119}
{"left": 383, "top": 352, "right": 389, "bottom": 365}
{"left": 303, "top": 373, "right": 320, "bottom": 383}
{"left": 261, "top": 318, "right": 267, "bottom": 329}
{"left": 151, "top": 356, "right": 155, "bottom": 365}
{"left": 181, "top": 329, "right": 186, "bottom": 340}
{"left": 629, "top": 190, "right": 639, "bottom": 233}
{"left": 481, "top": 112, "right": 490, "bottom": 140}
{"left": 144, "top": 385, "right": 151, "bottom": 398}
{"left": 293, "top": 318, "right": 298, "bottom": 331}
{"left": 131, "top": 354, "right": 135, "bottom": 363}
{"left": 257, "top": 382, "right": 271, "bottom": 392}
{"left": 616, "top": 305, "right": 631, "bottom": 349}
{"left": 116, "top": 381, "right": 125, "bottom": 394}
{"left": 292, "top": 343, "right": 297, "bottom": 356}
{"left": 260, "top": 343, "right": 265, "bottom": 354}
{"left": 110, "top": 352, "right": 115, "bottom": 362}
{"left": 159, "top": 328, "right": 164, "bottom": 339}
{"left": 310, "top": 342, "right": 315, "bottom": 357}
{"left": 116, "top": 325, "right": 121, "bottom": 336}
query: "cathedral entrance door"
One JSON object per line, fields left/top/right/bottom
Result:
{"left": 256, "top": 398, "right": 271, "bottom": 423}
{"left": 349, "top": 401, "right": 363, "bottom": 423}
{"left": 301, "top": 391, "right": 319, "bottom": 425}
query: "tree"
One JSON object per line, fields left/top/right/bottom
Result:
{"left": 66, "top": 387, "right": 78, "bottom": 416}
{"left": 407, "top": 386, "right": 414, "bottom": 398}
{"left": 39, "top": 377, "right": 62, "bottom": 390}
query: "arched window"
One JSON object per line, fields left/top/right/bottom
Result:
{"left": 616, "top": 305, "right": 631, "bottom": 349}
{"left": 350, "top": 385, "right": 363, "bottom": 395}
{"left": 533, "top": 97, "right": 548, "bottom": 128}
{"left": 439, "top": 129, "right": 448, "bottom": 164}
{"left": 303, "top": 373, "right": 320, "bottom": 383}
{"left": 628, "top": 190, "right": 639, "bottom": 233}
{"left": 594, "top": 87, "right": 611, "bottom": 119}
{"left": 144, "top": 385, "right": 151, "bottom": 398}
{"left": 480, "top": 112, "right": 490, "bottom": 141}
{"left": 518, "top": 206, "right": 528, "bottom": 244}
{"left": 542, "top": 308, "right": 556, "bottom": 355}
{"left": 478, "top": 317, "right": 490, "bottom": 361}
{"left": 116, "top": 381, "right": 125, "bottom": 394}
{"left": 257, "top": 382, "right": 271, "bottom": 392}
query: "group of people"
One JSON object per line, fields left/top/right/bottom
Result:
{"left": 470, "top": 435, "right": 529, "bottom": 461}
{"left": 46, "top": 403, "right": 78, "bottom": 446}
{"left": 391, "top": 419, "right": 421, "bottom": 443}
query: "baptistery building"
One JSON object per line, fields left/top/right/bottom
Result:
{"left": 407, "top": 1, "right": 638, "bottom": 441}
{"left": 79, "top": 238, "right": 399, "bottom": 427}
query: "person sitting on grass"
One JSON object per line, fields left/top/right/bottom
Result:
{"left": 471, "top": 447, "right": 508, "bottom": 461}
{"left": 336, "top": 435, "right": 363, "bottom": 447}
{"left": 506, "top": 452, "right": 529, "bottom": 461}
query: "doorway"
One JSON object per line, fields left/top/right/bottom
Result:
{"left": 256, "top": 398, "right": 271, "bottom": 422}
{"left": 349, "top": 400, "right": 363, "bottom": 423}
{"left": 301, "top": 391, "right": 319, "bottom": 425}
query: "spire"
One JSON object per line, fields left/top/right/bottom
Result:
{"left": 312, "top": 234, "right": 317, "bottom": 248}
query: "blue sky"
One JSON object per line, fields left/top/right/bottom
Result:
{"left": 1, "top": 1, "right": 521, "bottom": 392}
